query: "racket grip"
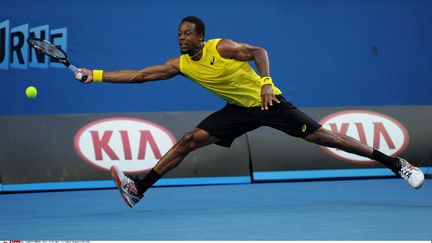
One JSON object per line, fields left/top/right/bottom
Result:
{"left": 68, "top": 64, "right": 88, "bottom": 81}
{"left": 68, "top": 64, "right": 79, "bottom": 73}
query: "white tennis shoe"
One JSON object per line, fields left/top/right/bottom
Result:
{"left": 111, "top": 165, "right": 143, "bottom": 208}
{"left": 396, "top": 157, "right": 424, "bottom": 189}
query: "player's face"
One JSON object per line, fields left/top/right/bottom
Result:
{"left": 178, "top": 21, "right": 202, "bottom": 54}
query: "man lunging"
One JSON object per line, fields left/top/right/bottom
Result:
{"left": 77, "top": 16, "right": 424, "bottom": 207}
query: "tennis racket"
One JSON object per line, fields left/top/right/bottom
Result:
{"left": 27, "top": 37, "right": 87, "bottom": 81}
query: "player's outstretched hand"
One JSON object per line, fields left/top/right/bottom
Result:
{"left": 261, "top": 84, "right": 280, "bottom": 110}
{"left": 74, "top": 68, "right": 93, "bottom": 84}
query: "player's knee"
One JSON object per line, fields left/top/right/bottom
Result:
{"left": 323, "top": 131, "right": 348, "bottom": 148}
{"left": 177, "top": 131, "right": 200, "bottom": 154}
{"left": 181, "top": 131, "right": 195, "bottom": 143}
{"left": 307, "top": 128, "right": 342, "bottom": 147}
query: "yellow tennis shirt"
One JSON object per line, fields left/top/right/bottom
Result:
{"left": 179, "top": 38, "right": 282, "bottom": 107}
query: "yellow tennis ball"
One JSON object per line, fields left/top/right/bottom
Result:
{"left": 26, "top": 86, "right": 37, "bottom": 98}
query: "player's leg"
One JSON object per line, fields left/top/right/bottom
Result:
{"left": 137, "top": 128, "right": 219, "bottom": 190}
{"left": 111, "top": 104, "right": 260, "bottom": 207}
{"left": 303, "top": 127, "right": 373, "bottom": 159}
{"left": 259, "top": 97, "right": 424, "bottom": 189}
{"left": 304, "top": 127, "right": 424, "bottom": 189}
{"left": 111, "top": 128, "right": 219, "bottom": 207}
{"left": 154, "top": 128, "right": 220, "bottom": 175}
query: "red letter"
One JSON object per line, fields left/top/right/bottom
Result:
{"left": 119, "top": 130, "right": 132, "bottom": 160}
{"left": 90, "top": 131, "right": 119, "bottom": 160}
{"left": 138, "top": 130, "right": 162, "bottom": 160}
{"left": 355, "top": 123, "right": 367, "bottom": 145}
{"left": 373, "top": 122, "right": 396, "bottom": 149}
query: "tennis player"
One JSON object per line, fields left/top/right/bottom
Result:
{"left": 76, "top": 16, "right": 424, "bottom": 207}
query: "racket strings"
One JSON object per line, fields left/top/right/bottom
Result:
{"left": 29, "top": 39, "right": 66, "bottom": 59}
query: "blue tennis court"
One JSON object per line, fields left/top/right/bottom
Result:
{"left": 0, "top": 178, "right": 430, "bottom": 240}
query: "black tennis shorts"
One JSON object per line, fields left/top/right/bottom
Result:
{"left": 197, "top": 95, "right": 322, "bottom": 147}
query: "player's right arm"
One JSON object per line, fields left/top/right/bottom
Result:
{"left": 77, "top": 57, "right": 180, "bottom": 84}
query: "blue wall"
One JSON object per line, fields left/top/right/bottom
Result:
{"left": 1, "top": 0, "right": 431, "bottom": 115}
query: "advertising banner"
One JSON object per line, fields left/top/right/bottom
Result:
{"left": 0, "top": 112, "right": 251, "bottom": 190}
{"left": 0, "top": 106, "right": 431, "bottom": 191}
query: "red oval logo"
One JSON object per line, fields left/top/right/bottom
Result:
{"left": 319, "top": 110, "right": 409, "bottom": 164}
{"left": 74, "top": 117, "right": 176, "bottom": 174}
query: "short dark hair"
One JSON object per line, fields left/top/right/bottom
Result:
{"left": 181, "top": 16, "right": 205, "bottom": 39}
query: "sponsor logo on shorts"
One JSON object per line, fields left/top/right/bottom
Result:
{"left": 74, "top": 117, "right": 176, "bottom": 174}
{"left": 319, "top": 110, "right": 409, "bottom": 164}
{"left": 210, "top": 56, "right": 215, "bottom": 65}
{"left": 301, "top": 124, "right": 307, "bottom": 133}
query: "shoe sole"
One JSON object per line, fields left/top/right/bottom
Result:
{"left": 110, "top": 166, "right": 133, "bottom": 208}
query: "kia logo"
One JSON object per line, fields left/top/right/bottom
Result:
{"left": 74, "top": 117, "right": 176, "bottom": 173}
{"left": 320, "top": 110, "right": 409, "bottom": 164}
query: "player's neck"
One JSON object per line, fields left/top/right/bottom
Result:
{"left": 189, "top": 44, "right": 204, "bottom": 60}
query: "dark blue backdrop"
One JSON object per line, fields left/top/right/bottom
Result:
{"left": 1, "top": 0, "right": 431, "bottom": 115}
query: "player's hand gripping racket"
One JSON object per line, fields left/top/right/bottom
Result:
{"left": 27, "top": 37, "right": 87, "bottom": 82}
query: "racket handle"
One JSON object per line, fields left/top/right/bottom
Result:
{"left": 68, "top": 64, "right": 88, "bottom": 81}
{"left": 68, "top": 64, "right": 78, "bottom": 73}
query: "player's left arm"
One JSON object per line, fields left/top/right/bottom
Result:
{"left": 216, "top": 39, "right": 280, "bottom": 110}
